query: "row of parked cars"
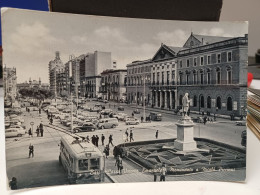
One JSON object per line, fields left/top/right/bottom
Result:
{"left": 5, "top": 105, "right": 27, "bottom": 138}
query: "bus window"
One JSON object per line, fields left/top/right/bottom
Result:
{"left": 78, "top": 159, "right": 88, "bottom": 171}
{"left": 90, "top": 158, "right": 99, "bottom": 170}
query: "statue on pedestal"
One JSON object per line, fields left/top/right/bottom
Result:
{"left": 182, "top": 93, "right": 190, "bottom": 117}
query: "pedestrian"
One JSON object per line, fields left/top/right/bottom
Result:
{"left": 141, "top": 116, "right": 144, "bottom": 123}
{"left": 125, "top": 130, "right": 129, "bottom": 142}
{"left": 46, "top": 109, "right": 49, "bottom": 115}
{"left": 101, "top": 134, "right": 105, "bottom": 145}
{"left": 28, "top": 144, "right": 34, "bottom": 158}
{"left": 214, "top": 114, "right": 216, "bottom": 121}
{"left": 96, "top": 135, "right": 99, "bottom": 147}
{"left": 132, "top": 112, "right": 134, "bottom": 117}
{"left": 203, "top": 116, "right": 207, "bottom": 125}
{"left": 130, "top": 130, "right": 134, "bottom": 142}
{"left": 115, "top": 155, "right": 123, "bottom": 175}
{"left": 28, "top": 128, "right": 33, "bottom": 138}
{"left": 108, "top": 134, "right": 114, "bottom": 146}
{"left": 9, "top": 177, "right": 17, "bottom": 190}
{"left": 160, "top": 163, "right": 167, "bottom": 181}
{"left": 28, "top": 108, "right": 30, "bottom": 113}
{"left": 50, "top": 117, "right": 53, "bottom": 125}
{"left": 153, "top": 165, "right": 159, "bottom": 182}
{"left": 36, "top": 126, "right": 40, "bottom": 137}
{"left": 91, "top": 135, "right": 95, "bottom": 145}
{"left": 86, "top": 135, "right": 90, "bottom": 142}
{"left": 104, "top": 145, "right": 110, "bottom": 158}
{"left": 155, "top": 130, "right": 159, "bottom": 139}
{"left": 39, "top": 108, "right": 41, "bottom": 115}
{"left": 39, "top": 123, "right": 44, "bottom": 137}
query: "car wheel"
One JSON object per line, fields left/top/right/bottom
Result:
{"left": 126, "top": 123, "right": 129, "bottom": 125}
{"left": 91, "top": 128, "right": 95, "bottom": 131}
{"left": 112, "top": 124, "right": 116, "bottom": 128}
{"left": 136, "top": 122, "right": 139, "bottom": 125}
{"left": 17, "top": 134, "right": 22, "bottom": 137}
{"left": 101, "top": 126, "right": 105, "bottom": 129}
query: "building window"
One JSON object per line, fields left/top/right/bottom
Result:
{"left": 179, "top": 95, "right": 183, "bottom": 106}
{"left": 180, "top": 60, "right": 182, "bottom": 68}
{"left": 228, "top": 52, "right": 232, "bottom": 62}
{"left": 217, "top": 96, "right": 221, "bottom": 110}
{"left": 200, "top": 95, "right": 204, "bottom": 108}
{"left": 179, "top": 74, "right": 183, "bottom": 85}
{"left": 207, "top": 72, "right": 211, "bottom": 84}
{"left": 187, "top": 59, "right": 190, "bottom": 67}
{"left": 157, "top": 66, "right": 159, "bottom": 70}
{"left": 207, "top": 55, "right": 211, "bottom": 64}
{"left": 227, "top": 67, "right": 232, "bottom": 84}
{"left": 193, "top": 95, "right": 197, "bottom": 107}
{"left": 157, "top": 72, "right": 160, "bottom": 84}
{"left": 193, "top": 72, "right": 197, "bottom": 84}
{"left": 200, "top": 73, "right": 204, "bottom": 84}
{"left": 200, "top": 56, "right": 204, "bottom": 65}
{"left": 172, "top": 64, "right": 175, "bottom": 68}
{"left": 216, "top": 68, "right": 221, "bottom": 84}
{"left": 167, "top": 71, "right": 170, "bottom": 84}
{"left": 207, "top": 96, "right": 211, "bottom": 108}
{"left": 186, "top": 74, "right": 189, "bottom": 85}
{"left": 162, "top": 72, "right": 164, "bottom": 84}
{"left": 167, "top": 65, "right": 169, "bottom": 69}
{"left": 194, "top": 58, "right": 197, "bottom": 66}
{"left": 217, "top": 54, "right": 221, "bottom": 63}
{"left": 172, "top": 71, "right": 175, "bottom": 84}
{"left": 152, "top": 73, "right": 155, "bottom": 84}
{"left": 227, "top": 97, "right": 233, "bottom": 111}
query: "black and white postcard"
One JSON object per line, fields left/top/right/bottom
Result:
{"left": 2, "top": 8, "right": 248, "bottom": 190}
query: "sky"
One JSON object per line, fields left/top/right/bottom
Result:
{"left": 2, "top": 8, "right": 248, "bottom": 84}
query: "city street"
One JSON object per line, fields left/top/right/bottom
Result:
{"left": 5, "top": 100, "right": 245, "bottom": 188}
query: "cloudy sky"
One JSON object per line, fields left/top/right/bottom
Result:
{"left": 2, "top": 8, "right": 248, "bottom": 83}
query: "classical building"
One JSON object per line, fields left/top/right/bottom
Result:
{"left": 177, "top": 33, "right": 248, "bottom": 117}
{"left": 49, "top": 51, "right": 69, "bottom": 97}
{"left": 126, "top": 33, "right": 248, "bottom": 117}
{"left": 100, "top": 69, "right": 127, "bottom": 101}
{"left": 3, "top": 66, "right": 17, "bottom": 102}
{"left": 17, "top": 78, "right": 49, "bottom": 91}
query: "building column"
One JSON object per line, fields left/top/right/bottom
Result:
{"left": 169, "top": 90, "right": 172, "bottom": 109}
{"left": 164, "top": 90, "right": 167, "bottom": 109}
{"left": 160, "top": 91, "right": 163, "bottom": 108}
{"left": 174, "top": 89, "right": 178, "bottom": 109}
{"left": 155, "top": 91, "right": 158, "bottom": 107}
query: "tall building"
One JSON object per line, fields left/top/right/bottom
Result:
{"left": 100, "top": 69, "right": 127, "bottom": 101}
{"left": 48, "top": 51, "right": 69, "bottom": 97}
{"left": 3, "top": 66, "right": 17, "bottom": 102}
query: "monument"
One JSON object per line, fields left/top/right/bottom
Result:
{"left": 174, "top": 93, "right": 197, "bottom": 152}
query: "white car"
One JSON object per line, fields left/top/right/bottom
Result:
{"left": 114, "top": 113, "right": 128, "bottom": 121}
{"left": 8, "top": 125, "right": 26, "bottom": 131}
{"left": 5, "top": 128, "right": 27, "bottom": 138}
{"left": 125, "top": 118, "right": 140, "bottom": 125}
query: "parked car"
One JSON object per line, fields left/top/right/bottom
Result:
{"left": 97, "top": 118, "right": 119, "bottom": 129}
{"left": 125, "top": 117, "right": 140, "bottom": 125}
{"left": 236, "top": 120, "right": 246, "bottom": 126}
{"left": 118, "top": 106, "right": 124, "bottom": 111}
{"left": 89, "top": 107, "right": 101, "bottom": 112}
{"left": 133, "top": 109, "right": 140, "bottom": 114}
{"left": 73, "top": 122, "right": 96, "bottom": 133}
{"left": 6, "top": 128, "right": 27, "bottom": 138}
{"left": 150, "top": 112, "right": 162, "bottom": 121}
{"left": 114, "top": 113, "right": 128, "bottom": 121}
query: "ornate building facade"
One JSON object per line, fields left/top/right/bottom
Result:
{"left": 3, "top": 66, "right": 17, "bottom": 102}
{"left": 100, "top": 69, "right": 127, "bottom": 101}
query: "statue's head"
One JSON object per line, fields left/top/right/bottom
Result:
{"left": 185, "top": 93, "right": 188, "bottom": 97}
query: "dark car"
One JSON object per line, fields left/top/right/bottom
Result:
{"left": 73, "top": 122, "right": 96, "bottom": 133}
{"left": 118, "top": 106, "right": 124, "bottom": 111}
{"left": 241, "top": 130, "right": 246, "bottom": 147}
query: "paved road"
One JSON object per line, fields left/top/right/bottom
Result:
{"left": 5, "top": 100, "right": 245, "bottom": 189}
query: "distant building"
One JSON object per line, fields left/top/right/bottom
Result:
{"left": 17, "top": 78, "right": 49, "bottom": 91}
{"left": 3, "top": 66, "right": 17, "bottom": 102}
{"left": 48, "top": 51, "right": 69, "bottom": 97}
{"left": 100, "top": 69, "right": 127, "bottom": 101}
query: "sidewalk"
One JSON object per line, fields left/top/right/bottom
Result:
{"left": 127, "top": 104, "right": 237, "bottom": 123}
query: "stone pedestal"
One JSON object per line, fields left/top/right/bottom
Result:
{"left": 174, "top": 116, "right": 197, "bottom": 151}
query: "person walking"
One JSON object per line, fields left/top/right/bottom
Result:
{"left": 9, "top": 177, "right": 17, "bottom": 190}
{"left": 160, "top": 163, "right": 167, "bottom": 181}
{"left": 155, "top": 130, "right": 159, "bottom": 139}
{"left": 115, "top": 155, "right": 123, "bottom": 175}
{"left": 28, "top": 144, "right": 34, "bottom": 158}
{"left": 86, "top": 135, "right": 90, "bottom": 143}
{"left": 39, "top": 108, "right": 41, "bottom": 115}
{"left": 40, "top": 123, "right": 44, "bottom": 137}
{"left": 141, "top": 116, "right": 144, "bottom": 123}
{"left": 28, "top": 128, "right": 33, "bottom": 138}
{"left": 203, "top": 116, "right": 207, "bottom": 125}
{"left": 130, "top": 130, "right": 134, "bottom": 142}
{"left": 125, "top": 130, "right": 129, "bottom": 142}
{"left": 96, "top": 135, "right": 99, "bottom": 147}
{"left": 104, "top": 145, "right": 110, "bottom": 158}
{"left": 108, "top": 134, "right": 114, "bottom": 146}
{"left": 101, "top": 134, "right": 105, "bottom": 145}
{"left": 36, "top": 126, "right": 40, "bottom": 137}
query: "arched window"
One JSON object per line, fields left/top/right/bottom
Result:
{"left": 227, "top": 97, "right": 233, "bottom": 111}
{"left": 207, "top": 96, "right": 211, "bottom": 108}
{"left": 217, "top": 96, "right": 221, "bottom": 110}
{"left": 200, "top": 95, "right": 204, "bottom": 108}
{"left": 179, "top": 95, "right": 183, "bottom": 106}
{"left": 193, "top": 95, "right": 197, "bottom": 107}
{"left": 216, "top": 67, "right": 221, "bottom": 84}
